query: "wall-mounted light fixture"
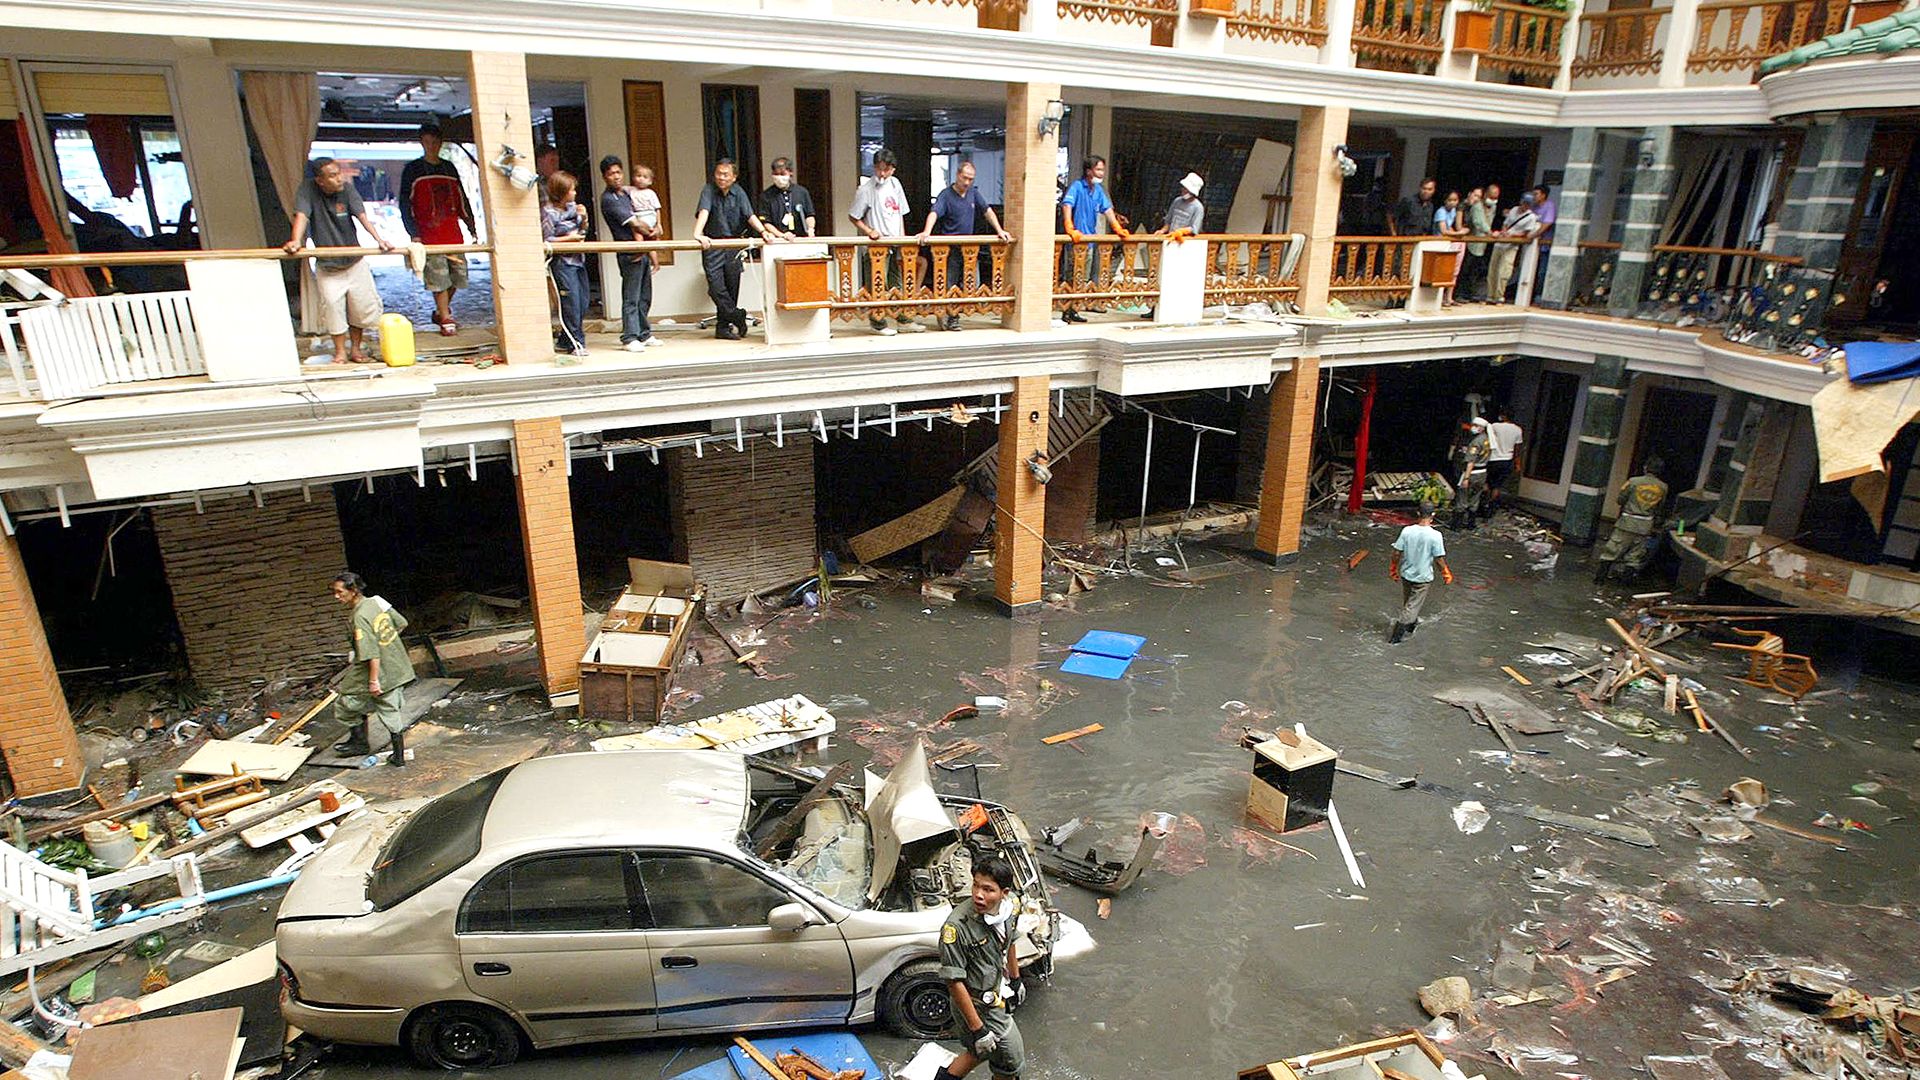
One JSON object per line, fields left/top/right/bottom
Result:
{"left": 1039, "top": 100, "right": 1066, "bottom": 140}
{"left": 1026, "top": 450, "right": 1053, "bottom": 485}
{"left": 1333, "top": 144, "right": 1358, "bottom": 179}
{"left": 491, "top": 145, "right": 539, "bottom": 192}
{"left": 1636, "top": 135, "right": 1657, "bottom": 169}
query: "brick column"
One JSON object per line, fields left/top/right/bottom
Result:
{"left": 1290, "top": 106, "right": 1350, "bottom": 317}
{"left": 1560, "top": 356, "right": 1631, "bottom": 544}
{"left": 512, "top": 418, "right": 585, "bottom": 698}
{"left": 469, "top": 51, "right": 552, "bottom": 363}
{"left": 1539, "top": 127, "right": 1600, "bottom": 308}
{"left": 1694, "top": 399, "right": 1794, "bottom": 561}
{"left": 1254, "top": 357, "right": 1320, "bottom": 566}
{"left": 0, "top": 530, "right": 83, "bottom": 796}
{"left": 1607, "top": 127, "right": 1679, "bottom": 318}
{"left": 1003, "top": 83, "right": 1064, "bottom": 334}
{"left": 994, "top": 376, "right": 1051, "bottom": 612}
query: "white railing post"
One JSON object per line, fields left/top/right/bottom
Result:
{"left": 1658, "top": 0, "right": 1702, "bottom": 85}
{"left": 761, "top": 240, "right": 833, "bottom": 345}
{"left": 1156, "top": 235, "right": 1209, "bottom": 323}
{"left": 1322, "top": 0, "right": 1360, "bottom": 65}
{"left": 1515, "top": 239, "right": 1541, "bottom": 306}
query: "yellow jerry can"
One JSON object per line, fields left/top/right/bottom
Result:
{"left": 379, "top": 313, "right": 416, "bottom": 367}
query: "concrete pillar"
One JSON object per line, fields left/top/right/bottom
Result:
{"left": 1606, "top": 127, "right": 1679, "bottom": 319}
{"left": 1657, "top": 0, "right": 1702, "bottom": 87}
{"left": 1560, "top": 356, "right": 1631, "bottom": 544}
{"left": 994, "top": 376, "right": 1051, "bottom": 613}
{"left": 0, "top": 530, "right": 83, "bottom": 797}
{"left": 1695, "top": 400, "right": 1795, "bottom": 560}
{"left": 1291, "top": 106, "right": 1352, "bottom": 317}
{"left": 1174, "top": 6, "right": 1229, "bottom": 51}
{"left": 1004, "top": 83, "right": 1065, "bottom": 333}
{"left": 152, "top": 493, "right": 350, "bottom": 695}
{"left": 512, "top": 418, "right": 585, "bottom": 699}
{"left": 1553, "top": 0, "right": 1586, "bottom": 90}
{"left": 468, "top": 52, "right": 553, "bottom": 364}
{"left": 1774, "top": 115, "right": 1875, "bottom": 276}
{"left": 1539, "top": 127, "right": 1601, "bottom": 309}
{"left": 1254, "top": 357, "right": 1321, "bottom": 566}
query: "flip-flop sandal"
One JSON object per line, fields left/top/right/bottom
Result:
{"left": 439, "top": 321, "right": 458, "bottom": 336}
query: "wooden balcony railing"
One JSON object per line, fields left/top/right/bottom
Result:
{"left": 826, "top": 237, "right": 1016, "bottom": 321}
{"left": 1203, "top": 236, "right": 1303, "bottom": 308}
{"left": 1571, "top": 4, "right": 1669, "bottom": 77}
{"left": 1225, "top": 0, "right": 1329, "bottom": 45}
{"left": 1058, "top": 0, "right": 1181, "bottom": 35}
{"left": 1482, "top": 2, "right": 1570, "bottom": 85}
{"left": 1053, "top": 236, "right": 1163, "bottom": 309}
{"left": 1352, "top": 0, "right": 1448, "bottom": 70}
{"left": 1688, "top": 0, "right": 1844, "bottom": 72}
{"left": 1330, "top": 237, "right": 1421, "bottom": 302}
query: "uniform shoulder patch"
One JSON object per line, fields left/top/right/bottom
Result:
{"left": 942, "top": 924, "right": 958, "bottom": 944}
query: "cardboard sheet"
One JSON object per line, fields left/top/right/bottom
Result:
{"left": 70, "top": 1007, "right": 243, "bottom": 1080}
{"left": 1810, "top": 364, "right": 1920, "bottom": 483}
{"left": 175, "top": 740, "right": 313, "bottom": 782}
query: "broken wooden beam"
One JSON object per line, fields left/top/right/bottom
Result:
{"left": 1042, "top": 723, "right": 1103, "bottom": 745}
{"left": 753, "top": 761, "right": 857, "bottom": 859}
{"left": 1336, "top": 760, "right": 1416, "bottom": 788}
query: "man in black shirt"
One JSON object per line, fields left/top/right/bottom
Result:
{"left": 1391, "top": 177, "right": 1438, "bottom": 237}
{"left": 693, "top": 159, "right": 783, "bottom": 340}
{"left": 760, "top": 156, "right": 816, "bottom": 239}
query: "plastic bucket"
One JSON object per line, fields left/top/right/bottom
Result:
{"left": 380, "top": 313, "right": 416, "bottom": 367}
{"left": 83, "top": 820, "right": 138, "bottom": 867}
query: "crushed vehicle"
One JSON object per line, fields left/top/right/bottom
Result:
{"left": 276, "top": 744, "right": 1057, "bottom": 1068}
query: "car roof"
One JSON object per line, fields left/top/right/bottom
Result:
{"left": 480, "top": 749, "right": 751, "bottom": 852}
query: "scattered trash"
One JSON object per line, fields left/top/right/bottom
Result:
{"left": 1724, "top": 777, "right": 1770, "bottom": 808}
{"left": 1419, "top": 976, "right": 1474, "bottom": 1019}
{"left": 1850, "top": 781, "right": 1883, "bottom": 796}
{"left": 1521, "top": 652, "right": 1574, "bottom": 666}
{"left": 1451, "top": 801, "right": 1491, "bottom": 834}
{"left": 1059, "top": 630, "right": 1147, "bottom": 680}
{"left": 1691, "top": 816, "right": 1754, "bottom": 843}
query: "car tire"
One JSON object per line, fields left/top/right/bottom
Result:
{"left": 405, "top": 1002, "right": 524, "bottom": 1070}
{"left": 880, "top": 959, "right": 955, "bottom": 1040}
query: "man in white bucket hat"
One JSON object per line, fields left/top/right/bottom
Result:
{"left": 1162, "top": 172, "right": 1205, "bottom": 235}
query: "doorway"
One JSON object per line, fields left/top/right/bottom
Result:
{"left": 1631, "top": 386, "right": 1719, "bottom": 495}
{"left": 1426, "top": 137, "right": 1538, "bottom": 206}
{"left": 1834, "top": 122, "right": 1916, "bottom": 327}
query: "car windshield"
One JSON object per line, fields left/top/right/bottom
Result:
{"left": 771, "top": 791, "right": 872, "bottom": 909}
{"left": 367, "top": 767, "right": 512, "bottom": 910}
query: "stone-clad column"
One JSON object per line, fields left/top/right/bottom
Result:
{"left": 1694, "top": 399, "right": 1795, "bottom": 560}
{"left": 1539, "top": 127, "right": 1600, "bottom": 308}
{"left": 1560, "top": 356, "right": 1631, "bottom": 544}
{"left": 1773, "top": 115, "right": 1875, "bottom": 278}
{"left": 1607, "top": 127, "right": 1679, "bottom": 318}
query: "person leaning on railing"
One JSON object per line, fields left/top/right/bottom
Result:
{"left": 283, "top": 156, "right": 395, "bottom": 365}
{"left": 849, "top": 147, "right": 916, "bottom": 337}
{"left": 1488, "top": 191, "right": 1538, "bottom": 305}
{"left": 695, "top": 158, "right": 786, "bottom": 341}
{"left": 1059, "top": 155, "right": 1128, "bottom": 324}
{"left": 1461, "top": 187, "right": 1494, "bottom": 303}
{"left": 542, "top": 171, "right": 592, "bottom": 357}
{"left": 914, "top": 161, "right": 1011, "bottom": 332}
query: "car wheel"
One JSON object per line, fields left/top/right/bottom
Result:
{"left": 880, "top": 959, "right": 955, "bottom": 1040}
{"left": 405, "top": 1003, "right": 523, "bottom": 1070}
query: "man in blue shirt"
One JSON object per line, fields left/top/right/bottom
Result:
{"left": 1387, "top": 503, "right": 1454, "bottom": 643}
{"left": 1059, "top": 156, "right": 1127, "bottom": 324}
{"left": 916, "top": 161, "right": 1012, "bottom": 331}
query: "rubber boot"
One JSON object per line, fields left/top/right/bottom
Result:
{"left": 1405, "top": 619, "right": 1418, "bottom": 638}
{"left": 1388, "top": 622, "right": 1407, "bottom": 644}
{"left": 388, "top": 729, "right": 407, "bottom": 768}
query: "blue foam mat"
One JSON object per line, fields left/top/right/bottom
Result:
{"left": 1070, "top": 630, "right": 1147, "bottom": 659}
{"left": 1060, "top": 651, "right": 1134, "bottom": 679}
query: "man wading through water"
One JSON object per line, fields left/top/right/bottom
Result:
{"left": 936, "top": 856, "right": 1028, "bottom": 1080}
{"left": 1388, "top": 503, "right": 1453, "bottom": 644}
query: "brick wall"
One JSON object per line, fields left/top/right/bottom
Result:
{"left": 150, "top": 492, "right": 349, "bottom": 696}
{"left": 1255, "top": 357, "right": 1321, "bottom": 564}
{"left": 513, "top": 417, "right": 585, "bottom": 695}
{"left": 1045, "top": 432, "right": 1098, "bottom": 543}
{"left": 669, "top": 440, "right": 817, "bottom": 602}
{"left": 0, "top": 529, "right": 84, "bottom": 796}
{"left": 1236, "top": 389, "right": 1271, "bottom": 502}
{"left": 468, "top": 51, "right": 550, "bottom": 364}
{"left": 994, "top": 376, "right": 1050, "bottom": 609}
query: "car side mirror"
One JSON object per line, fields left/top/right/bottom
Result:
{"left": 768, "top": 902, "right": 817, "bottom": 933}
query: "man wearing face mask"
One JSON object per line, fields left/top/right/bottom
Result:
{"left": 761, "top": 157, "right": 817, "bottom": 239}
{"left": 1160, "top": 172, "right": 1205, "bottom": 235}
{"left": 1059, "top": 155, "right": 1127, "bottom": 324}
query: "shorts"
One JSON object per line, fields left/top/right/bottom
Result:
{"left": 422, "top": 253, "right": 468, "bottom": 292}
{"left": 977, "top": 1006, "right": 1024, "bottom": 1078}
{"left": 316, "top": 260, "right": 382, "bottom": 336}
{"left": 1486, "top": 459, "right": 1515, "bottom": 491}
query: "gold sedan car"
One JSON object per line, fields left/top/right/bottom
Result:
{"left": 277, "top": 748, "right": 1056, "bottom": 1069}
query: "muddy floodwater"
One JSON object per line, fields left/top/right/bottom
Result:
{"left": 312, "top": 515, "right": 1920, "bottom": 1080}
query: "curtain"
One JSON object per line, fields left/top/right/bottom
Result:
{"left": 239, "top": 70, "right": 322, "bottom": 331}
{"left": 12, "top": 118, "right": 93, "bottom": 298}
{"left": 85, "top": 115, "right": 138, "bottom": 199}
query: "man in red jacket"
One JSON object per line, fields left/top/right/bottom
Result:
{"left": 399, "top": 121, "right": 475, "bottom": 335}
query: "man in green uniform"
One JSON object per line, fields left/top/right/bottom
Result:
{"left": 329, "top": 572, "right": 416, "bottom": 767}
{"left": 1594, "top": 458, "right": 1670, "bottom": 583}
{"left": 936, "top": 855, "right": 1026, "bottom": 1080}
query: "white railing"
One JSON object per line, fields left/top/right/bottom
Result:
{"left": 0, "top": 840, "right": 96, "bottom": 960}
{"left": 14, "top": 292, "right": 205, "bottom": 400}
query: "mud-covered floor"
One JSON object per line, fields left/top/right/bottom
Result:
{"left": 274, "top": 514, "right": 1920, "bottom": 1078}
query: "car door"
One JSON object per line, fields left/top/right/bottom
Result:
{"left": 456, "top": 850, "right": 657, "bottom": 1045}
{"left": 634, "top": 851, "right": 855, "bottom": 1032}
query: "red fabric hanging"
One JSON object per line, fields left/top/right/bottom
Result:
{"left": 85, "top": 115, "right": 139, "bottom": 200}
{"left": 11, "top": 119, "right": 92, "bottom": 297}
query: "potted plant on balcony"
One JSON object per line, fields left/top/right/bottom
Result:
{"left": 1850, "top": 0, "right": 1904, "bottom": 26}
{"left": 1455, "top": 0, "right": 1496, "bottom": 54}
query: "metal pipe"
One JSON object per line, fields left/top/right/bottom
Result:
{"left": 102, "top": 871, "right": 299, "bottom": 928}
{"left": 1139, "top": 412, "right": 1154, "bottom": 532}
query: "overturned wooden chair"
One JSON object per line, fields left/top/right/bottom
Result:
{"left": 1714, "top": 627, "right": 1818, "bottom": 700}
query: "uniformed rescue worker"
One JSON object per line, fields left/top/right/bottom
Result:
{"left": 937, "top": 856, "right": 1026, "bottom": 1080}
{"left": 329, "top": 572, "right": 417, "bottom": 767}
{"left": 1593, "top": 458, "right": 1670, "bottom": 583}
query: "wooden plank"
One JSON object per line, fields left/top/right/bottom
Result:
{"left": 24, "top": 792, "right": 175, "bottom": 843}
{"left": 1042, "top": 723, "right": 1104, "bottom": 745}
{"left": 752, "top": 761, "right": 855, "bottom": 859}
{"left": 1473, "top": 703, "right": 1520, "bottom": 756}
{"left": 1501, "top": 665, "right": 1532, "bottom": 686}
{"left": 175, "top": 740, "right": 313, "bottom": 782}
{"left": 1336, "top": 760, "right": 1416, "bottom": 788}
{"left": 731, "top": 1036, "right": 786, "bottom": 1080}
{"left": 67, "top": 1007, "right": 243, "bottom": 1080}
{"left": 269, "top": 692, "right": 336, "bottom": 745}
